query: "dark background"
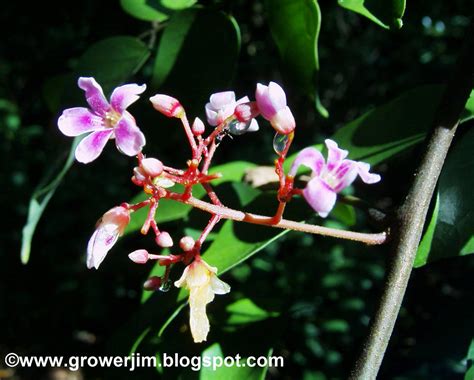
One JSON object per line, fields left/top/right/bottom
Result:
{"left": 1, "top": 0, "right": 473, "bottom": 379}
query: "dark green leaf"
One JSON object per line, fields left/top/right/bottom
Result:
{"left": 414, "top": 193, "right": 439, "bottom": 268}
{"left": 416, "top": 127, "right": 474, "bottom": 265}
{"left": 225, "top": 298, "right": 279, "bottom": 325}
{"left": 120, "top": 0, "right": 196, "bottom": 22}
{"left": 338, "top": 0, "right": 406, "bottom": 29}
{"left": 266, "top": 0, "right": 328, "bottom": 117}
{"left": 152, "top": 8, "right": 240, "bottom": 110}
{"left": 332, "top": 85, "right": 444, "bottom": 165}
{"left": 21, "top": 137, "right": 80, "bottom": 264}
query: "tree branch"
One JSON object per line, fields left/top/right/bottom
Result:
{"left": 350, "top": 22, "right": 474, "bottom": 379}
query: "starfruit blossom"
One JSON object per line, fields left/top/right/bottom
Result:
{"left": 255, "top": 82, "right": 295, "bottom": 135}
{"left": 175, "top": 258, "right": 230, "bottom": 343}
{"left": 290, "top": 139, "right": 381, "bottom": 218}
{"left": 58, "top": 77, "right": 146, "bottom": 164}
{"left": 205, "top": 91, "right": 259, "bottom": 133}
{"left": 87, "top": 206, "right": 130, "bottom": 269}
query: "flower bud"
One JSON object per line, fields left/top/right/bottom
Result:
{"left": 255, "top": 82, "right": 295, "bottom": 135}
{"left": 156, "top": 231, "right": 173, "bottom": 248}
{"left": 128, "top": 249, "right": 149, "bottom": 264}
{"left": 179, "top": 236, "right": 195, "bottom": 252}
{"left": 149, "top": 94, "right": 184, "bottom": 118}
{"left": 133, "top": 167, "right": 146, "bottom": 183}
{"left": 234, "top": 101, "right": 259, "bottom": 122}
{"left": 143, "top": 276, "right": 162, "bottom": 291}
{"left": 192, "top": 117, "right": 205, "bottom": 136}
{"left": 141, "top": 158, "right": 163, "bottom": 177}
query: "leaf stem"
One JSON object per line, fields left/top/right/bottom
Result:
{"left": 349, "top": 22, "right": 474, "bottom": 380}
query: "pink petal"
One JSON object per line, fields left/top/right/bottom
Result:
{"left": 58, "top": 107, "right": 104, "bottom": 136}
{"left": 268, "top": 81, "right": 287, "bottom": 110}
{"left": 86, "top": 225, "right": 119, "bottom": 269}
{"left": 205, "top": 105, "right": 219, "bottom": 126}
{"left": 128, "top": 249, "right": 149, "bottom": 264}
{"left": 114, "top": 112, "right": 146, "bottom": 156}
{"left": 303, "top": 177, "right": 337, "bottom": 218}
{"left": 235, "top": 95, "right": 250, "bottom": 105}
{"left": 75, "top": 129, "right": 113, "bottom": 164}
{"left": 325, "top": 139, "right": 349, "bottom": 171}
{"left": 289, "top": 147, "right": 325, "bottom": 177}
{"left": 110, "top": 83, "right": 146, "bottom": 113}
{"left": 332, "top": 160, "right": 359, "bottom": 192}
{"left": 357, "top": 162, "right": 381, "bottom": 184}
{"left": 255, "top": 83, "right": 276, "bottom": 119}
{"left": 78, "top": 77, "right": 110, "bottom": 116}
{"left": 209, "top": 91, "right": 235, "bottom": 109}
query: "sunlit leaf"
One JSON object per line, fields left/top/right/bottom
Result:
{"left": 338, "top": 0, "right": 406, "bottom": 29}
{"left": 266, "top": 0, "right": 328, "bottom": 117}
{"left": 120, "top": 0, "right": 196, "bottom": 22}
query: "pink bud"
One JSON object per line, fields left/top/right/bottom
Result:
{"left": 156, "top": 232, "right": 173, "bottom": 248}
{"left": 255, "top": 82, "right": 295, "bottom": 135}
{"left": 128, "top": 249, "right": 149, "bottom": 264}
{"left": 179, "top": 236, "right": 195, "bottom": 252}
{"left": 143, "top": 276, "right": 162, "bottom": 291}
{"left": 149, "top": 94, "right": 184, "bottom": 118}
{"left": 192, "top": 117, "right": 205, "bottom": 136}
{"left": 141, "top": 158, "right": 163, "bottom": 177}
{"left": 234, "top": 102, "right": 259, "bottom": 122}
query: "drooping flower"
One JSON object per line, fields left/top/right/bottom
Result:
{"left": 58, "top": 77, "right": 146, "bottom": 164}
{"left": 205, "top": 91, "right": 259, "bottom": 134}
{"left": 174, "top": 258, "right": 230, "bottom": 343}
{"left": 87, "top": 206, "right": 130, "bottom": 269}
{"left": 255, "top": 82, "right": 295, "bottom": 135}
{"left": 290, "top": 139, "right": 381, "bottom": 218}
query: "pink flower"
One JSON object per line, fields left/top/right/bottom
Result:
{"left": 205, "top": 91, "right": 259, "bottom": 133}
{"left": 58, "top": 77, "right": 146, "bottom": 164}
{"left": 255, "top": 82, "right": 295, "bottom": 134}
{"left": 87, "top": 206, "right": 130, "bottom": 269}
{"left": 290, "top": 139, "right": 381, "bottom": 218}
{"left": 128, "top": 249, "right": 150, "bottom": 264}
{"left": 149, "top": 94, "right": 184, "bottom": 118}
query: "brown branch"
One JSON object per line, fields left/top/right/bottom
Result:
{"left": 349, "top": 22, "right": 474, "bottom": 379}
{"left": 184, "top": 196, "right": 387, "bottom": 245}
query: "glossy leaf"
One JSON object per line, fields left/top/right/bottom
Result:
{"left": 199, "top": 343, "right": 273, "bottom": 380}
{"left": 266, "top": 0, "right": 328, "bottom": 117}
{"left": 21, "top": 137, "right": 80, "bottom": 264}
{"left": 338, "top": 0, "right": 406, "bottom": 29}
{"left": 120, "top": 0, "right": 196, "bottom": 22}
{"left": 416, "top": 127, "right": 474, "bottom": 265}
{"left": 331, "top": 85, "right": 444, "bottom": 165}
{"left": 225, "top": 298, "right": 279, "bottom": 325}
{"left": 414, "top": 193, "right": 440, "bottom": 268}
{"left": 152, "top": 8, "right": 240, "bottom": 109}
{"left": 465, "top": 339, "right": 474, "bottom": 380}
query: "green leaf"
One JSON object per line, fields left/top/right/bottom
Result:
{"left": 152, "top": 8, "right": 240, "bottom": 110}
{"left": 416, "top": 127, "right": 474, "bottom": 265}
{"left": 266, "top": 0, "right": 328, "bottom": 117}
{"left": 465, "top": 339, "right": 474, "bottom": 380}
{"left": 75, "top": 36, "right": 150, "bottom": 94}
{"left": 124, "top": 161, "right": 256, "bottom": 236}
{"left": 22, "top": 37, "right": 150, "bottom": 263}
{"left": 21, "top": 137, "right": 80, "bottom": 264}
{"left": 225, "top": 298, "right": 279, "bottom": 325}
{"left": 414, "top": 193, "right": 440, "bottom": 268}
{"left": 338, "top": 0, "right": 406, "bottom": 30}
{"left": 199, "top": 343, "right": 274, "bottom": 380}
{"left": 120, "top": 0, "right": 196, "bottom": 22}
{"left": 332, "top": 85, "right": 444, "bottom": 165}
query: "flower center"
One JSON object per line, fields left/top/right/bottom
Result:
{"left": 104, "top": 110, "right": 121, "bottom": 128}
{"left": 320, "top": 168, "right": 339, "bottom": 190}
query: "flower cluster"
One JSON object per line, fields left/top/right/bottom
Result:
{"left": 57, "top": 77, "right": 380, "bottom": 343}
